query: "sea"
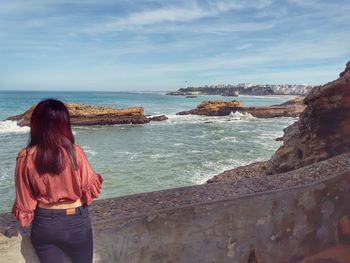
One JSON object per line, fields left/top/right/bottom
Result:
{"left": 0, "top": 90, "right": 297, "bottom": 212}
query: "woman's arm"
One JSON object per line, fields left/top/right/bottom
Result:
{"left": 76, "top": 145, "right": 103, "bottom": 206}
{"left": 12, "top": 153, "right": 38, "bottom": 227}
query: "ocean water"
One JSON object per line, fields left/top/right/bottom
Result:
{"left": 0, "top": 91, "right": 297, "bottom": 212}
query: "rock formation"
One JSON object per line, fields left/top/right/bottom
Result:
{"left": 208, "top": 61, "right": 350, "bottom": 182}
{"left": 177, "top": 100, "right": 242, "bottom": 116}
{"left": 6, "top": 103, "right": 153, "bottom": 126}
{"left": 207, "top": 161, "right": 269, "bottom": 183}
{"left": 147, "top": 115, "right": 168, "bottom": 121}
{"left": 206, "top": 63, "right": 350, "bottom": 260}
{"left": 268, "top": 61, "right": 350, "bottom": 174}
{"left": 177, "top": 97, "right": 305, "bottom": 118}
{"left": 244, "top": 97, "right": 305, "bottom": 118}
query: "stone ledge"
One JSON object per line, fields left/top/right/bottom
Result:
{"left": 1, "top": 153, "right": 350, "bottom": 262}
{"left": 1, "top": 153, "right": 349, "bottom": 236}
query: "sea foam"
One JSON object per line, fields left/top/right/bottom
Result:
{"left": 81, "top": 145, "right": 97, "bottom": 156}
{"left": 229, "top": 111, "right": 256, "bottom": 120}
{"left": 0, "top": 121, "right": 29, "bottom": 135}
{"left": 167, "top": 113, "right": 256, "bottom": 125}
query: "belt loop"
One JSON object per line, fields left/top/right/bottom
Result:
{"left": 78, "top": 206, "right": 83, "bottom": 215}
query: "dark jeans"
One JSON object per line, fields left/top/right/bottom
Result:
{"left": 31, "top": 205, "right": 93, "bottom": 263}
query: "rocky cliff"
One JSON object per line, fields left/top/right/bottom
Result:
{"left": 209, "top": 61, "right": 350, "bottom": 181}
{"left": 268, "top": 61, "right": 350, "bottom": 174}
{"left": 205, "top": 62, "right": 350, "bottom": 261}
{"left": 177, "top": 97, "right": 305, "bottom": 118}
{"left": 6, "top": 103, "right": 152, "bottom": 126}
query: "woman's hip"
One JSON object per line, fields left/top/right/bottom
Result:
{"left": 31, "top": 206, "right": 92, "bottom": 244}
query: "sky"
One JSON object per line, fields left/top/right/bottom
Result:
{"left": 0, "top": 0, "right": 349, "bottom": 91}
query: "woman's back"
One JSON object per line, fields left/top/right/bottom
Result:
{"left": 13, "top": 144, "right": 103, "bottom": 227}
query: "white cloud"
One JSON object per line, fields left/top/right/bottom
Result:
{"left": 235, "top": 43, "right": 253, "bottom": 50}
{"left": 287, "top": 0, "right": 319, "bottom": 5}
{"left": 87, "top": 5, "right": 208, "bottom": 33}
{"left": 85, "top": 0, "right": 274, "bottom": 33}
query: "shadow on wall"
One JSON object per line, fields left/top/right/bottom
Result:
{"left": 3, "top": 225, "right": 72, "bottom": 263}
{"left": 20, "top": 233, "right": 73, "bottom": 263}
{"left": 20, "top": 233, "right": 38, "bottom": 263}
{"left": 0, "top": 213, "right": 39, "bottom": 262}
{"left": 1, "top": 213, "right": 19, "bottom": 237}
{"left": 20, "top": 233, "right": 72, "bottom": 263}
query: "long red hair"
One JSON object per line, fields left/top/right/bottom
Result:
{"left": 27, "top": 99, "right": 77, "bottom": 175}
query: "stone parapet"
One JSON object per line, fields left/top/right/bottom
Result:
{"left": 1, "top": 153, "right": 349, "bottom": 263}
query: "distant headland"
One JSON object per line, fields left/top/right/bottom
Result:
{"left": 166, "top": 83, "right": 313, "bottom": 96}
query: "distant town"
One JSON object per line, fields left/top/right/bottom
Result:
{"left": 166, "top": 83, "right": 314, "bottom": 96}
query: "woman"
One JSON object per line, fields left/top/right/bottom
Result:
{"left": 12, "top": 99, "right": 103, "bottom": 263}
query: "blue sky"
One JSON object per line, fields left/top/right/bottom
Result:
{"left": 0, "top": 0, "right": 349, "bottom": 91}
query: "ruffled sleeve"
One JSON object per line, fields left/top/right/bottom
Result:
{"left": 76, "top": 146, "right": 103, "bottom": 205}
{"left": 12, "top": 205, "right": 35, "bottom": 228}
{"left": 12, "top": 153, "right": 38, "bottom": 227}
{"left": 81, "top": 173, "right": 103, "bottom": 205}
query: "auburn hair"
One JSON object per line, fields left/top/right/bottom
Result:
{"left": 27, "top": 99, "right": 77, "bottom": 175}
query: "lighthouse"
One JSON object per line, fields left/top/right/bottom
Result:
{"left": 185, "top": 81, "right": 188, "bottom": 89}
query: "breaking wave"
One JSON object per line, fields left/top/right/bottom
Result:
{"left": 0, "top": 121, "right": 29, "bottom": 135}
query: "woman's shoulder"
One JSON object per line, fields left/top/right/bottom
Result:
{"left": 72, "top": 144, "right": 89, "bottom": 168}
{"left": 73, "top": 144, "right": 86, "bottom": 157}
{"left": 17, "top": 146, "right": 37, "bottom": 159}
{"left": 73, "top": 144, "right": 84, "bottom": 152}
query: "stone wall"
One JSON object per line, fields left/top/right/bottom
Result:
{"left": 1, "top": 153, "right": 350, "bottom": 263}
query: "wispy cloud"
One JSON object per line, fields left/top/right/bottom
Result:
{"left": 85, "top": 0, "right": 273, "bottom": 33}
{"left": 0, "top": 0, "right": 349, "bottom": 90}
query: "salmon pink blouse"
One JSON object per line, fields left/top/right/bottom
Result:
{"left": 12, "top": 144, "right": 103, "bottom": 227}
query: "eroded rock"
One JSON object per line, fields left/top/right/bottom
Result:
{"left": 268, "top": 61, "right": 350, "bottom": 174}
{"left": 147, "top": 115, "right": 168, "bottom": 121}
{"left": 6, "top": 103, "right": 151, "bottom": 126}
{"left": 177, "top": 97, "right": 305, "bottom": 118}
{"left": 177, "top": 100, "right": 242, "bottom": 116}
{"left": 207, "top": 61, "right": 350, "bottom": 183}
{"left": 207, "top": 161, "right": 269, "bottom": 184}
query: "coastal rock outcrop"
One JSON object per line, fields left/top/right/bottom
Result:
{"left": 177, "top": 100, "right": 242, "bottom": 116}
{"left": 268, "top": 61, "right": 350, "bottom": 174}
{"left": 244, "top": 97, "right": 305, "bottom": 118}
{"left": 147, "top": 115, "right": 168, "bottom": 121}
{"left": 177, "top": 97, "right": 305, "bottom": 118}
{"left": 207, "top": 161, "right": 269, "bottom": 183}
{"left": 6, "top": 103, "right": 152, "bottom": 126}
{"left": 208, "top": 61, "right": 350, "bottom": 183}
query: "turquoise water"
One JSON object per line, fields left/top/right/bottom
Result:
{"left": 0, "top": 91, "right": 296, "bottom": 212}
